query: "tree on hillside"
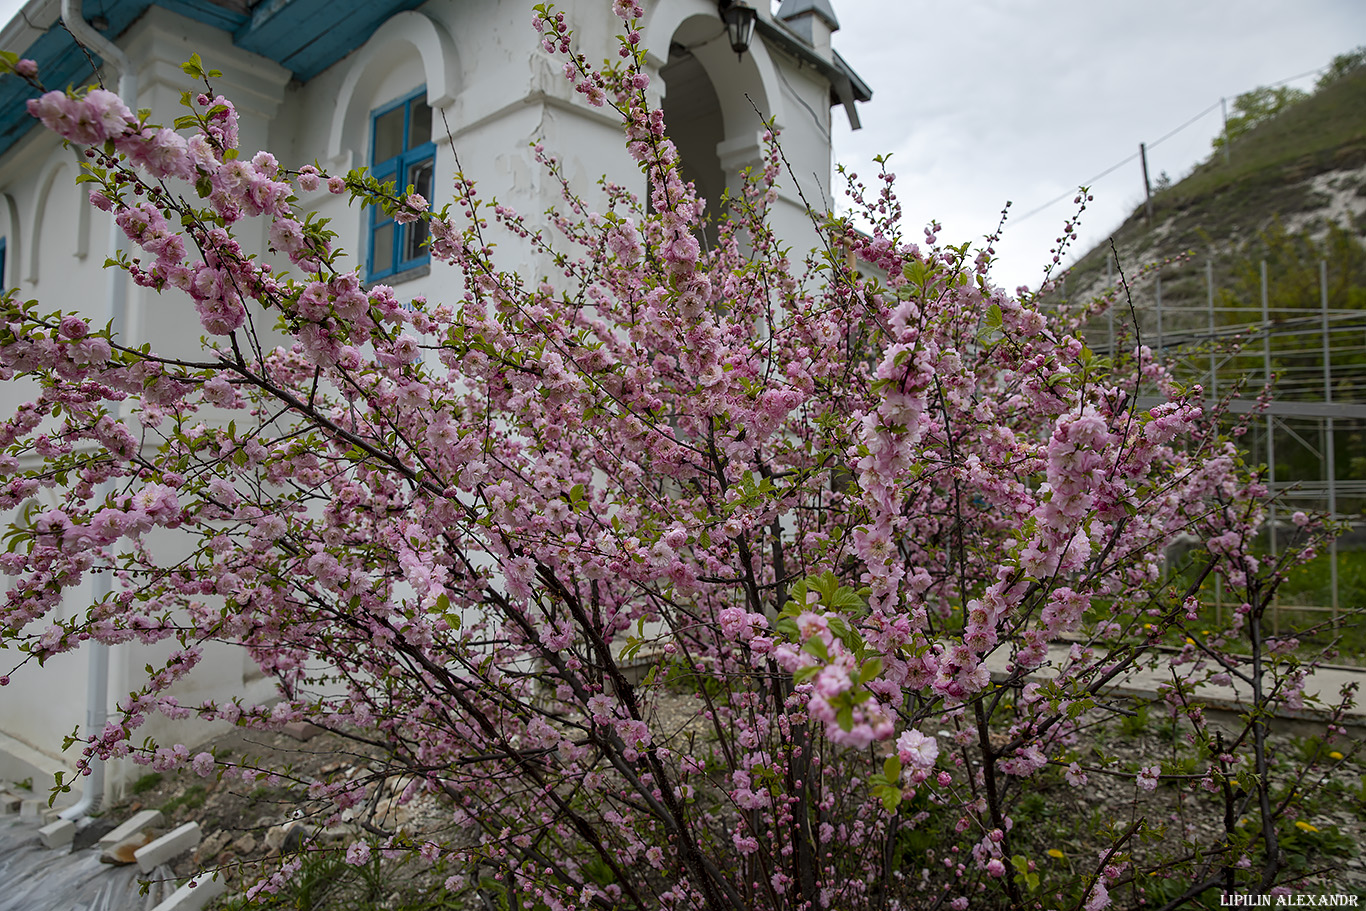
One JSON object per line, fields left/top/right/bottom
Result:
{"left": 0, "top": 6, "right": 1354, "bottom": 909}
{"left": 1212, "top": 86, "right": 1308, "bottom": 155}
{"left": 1316, "top": 45, "right": 1366, "bottom": 91}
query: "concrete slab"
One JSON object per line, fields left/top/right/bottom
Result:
{"left": 135, "top": 821, "right": 202, "bottom": 873}
{"left": 97, "top": 807, "right": 164, "bottom": 847}
{"left": 101, "top": 829, "right": 157, "bottom": 865}
{"left": 281, "top": 721, "right": 323, "bottom": 741}
{"left": 37, "top": 818, "right": 73, "bottom": 849}
{"left": 985, "top": 641, "right": 1366, "bottom": 731}
{"left": 150, "top": 873, "right": 228, "bottom": 911}
{"left": 0, "top": 730, "right": 68, "bottom": 796}
{"left": 0, "top": 815, "right": 175, "bottom": 911}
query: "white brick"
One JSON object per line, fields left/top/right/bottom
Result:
{"left": 18, "top": 798, "right": 41, "bottom": 821}
{"left": 0, "top": 793, "right": 20, "bottom": 814}
{"left": 100, "top": 830, "right": 157, "bottom": 865}
{"left": 135, "top": 821, "right": 202, "bottom": 873}
{"left": 38, "top": 818, "right": 75, "bottom": 848}
{"left": 149, "top": 873, "right": 227, "bottom": 911}
{"left": 98, "top": 808, "right": 164, "bottom": 846}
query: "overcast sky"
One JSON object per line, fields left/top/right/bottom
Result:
{"left": 2, "top": 1, "right": 1363, "bottom": 291}
{"left": 822, "top": 1, "right": 1366, "bottom": 290}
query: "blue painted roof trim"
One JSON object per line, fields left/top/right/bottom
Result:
{"left": 235, "top": 0, "right": 426, "bottom": 82}
{"left": 0, "top": 0, "right": 425, "bottom": 160}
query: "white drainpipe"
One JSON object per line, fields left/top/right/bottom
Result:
{"left": 57, "top": 0, "right": 136, "bottom": 824}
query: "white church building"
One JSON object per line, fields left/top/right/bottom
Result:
{"left": 0, "top": 0, "right": 868, "bottom": 803}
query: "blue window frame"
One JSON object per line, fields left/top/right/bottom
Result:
{"left": 367, "top": 89, "right": 435, "bottom": 281}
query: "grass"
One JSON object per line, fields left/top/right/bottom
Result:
{"left": 1163, "top": 544, "right": 1366, "bottom": 665}
{"left": 160, "top": 783, "right": 207, "bottom": 816}
{"left": 1165, "top": 68, "right": 1366, "bottom": 213}
{"left": 213, "top": 842, "right": 465, "bottom": 911}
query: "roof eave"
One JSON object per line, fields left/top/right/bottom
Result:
{"left": 754, "top": 17, "right": 871, "bottom": 130}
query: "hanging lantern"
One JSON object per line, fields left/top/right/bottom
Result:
{"left": 719, "top": 1, "right": 758, "bottom": 58}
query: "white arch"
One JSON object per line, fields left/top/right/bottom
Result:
{"left": 325, "top": 11, "right": 462, "bottom": 166}
{"left": 26, "top": 150, "right": 90, "bottom": 284}
{"left": 640, "top": 4, "right": 787, "bottom": 133}
{"left": 0, "top": 192, "right": 20, "bottom": 290}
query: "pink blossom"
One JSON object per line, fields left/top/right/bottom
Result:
{"left": 190, "top": 751, "right": 215, "bottom": 777}
{"left": 393, "top": 194, "right": 428, "bottom": 225}
{"left": 83, "top": 88, "right": 134, "bottom": 139}
{"left": 897, "top": 729, "right": 939, "bottom": 769}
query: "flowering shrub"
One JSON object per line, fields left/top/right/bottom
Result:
{"left": 0, "top": 7, "right": 1354, "bottom": 909}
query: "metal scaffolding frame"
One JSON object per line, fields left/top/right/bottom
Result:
{"left": 1085, "top": 255, "right": 1365, "bottom": 630}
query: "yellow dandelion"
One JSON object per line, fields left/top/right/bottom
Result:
{"left": 1047, "top": 849, "right": 1064, "bottom": 859}
{"left": 1329, "top": 751, "right": 1344, "bottom": 761}
{"left": 1185, "top": 637, "right": 1195, "bottom": 645}
{"left": 1201, "top": 630, "right": 1211, "bottom": 635}
{"left": 1294, "top": 821, "right": 1319, "bottom": 833}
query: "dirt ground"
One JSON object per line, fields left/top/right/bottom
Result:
{"left": 94, "top": 707, "right": 1366, "bottom": 909}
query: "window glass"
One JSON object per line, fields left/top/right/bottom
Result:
{"left": 408, "top": 103, "right": 432, "bottom": 151}
{"left": 404, "top": 159, "right": 434, "bottom": 262}
{"left": 368, "top": 89, "right": 435, "bottom": 282}
{"left": 373, "top": 107, "right": 405, "bottom": 163}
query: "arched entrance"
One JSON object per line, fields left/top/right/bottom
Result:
{"left": 660, "top": 40, "right": 726, "bottom": 246}
{"left": 650, "top": 8, "right": 784, "bottom": 248}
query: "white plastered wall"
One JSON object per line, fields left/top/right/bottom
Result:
{"left": 0, "top": 0, "right": 851, "bottom": 796}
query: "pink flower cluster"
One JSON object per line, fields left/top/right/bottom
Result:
{"left": 0, "top": 20, "right": 1312, "bottom": 910}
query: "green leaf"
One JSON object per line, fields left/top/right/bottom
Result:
{"left": 801, "top": 636, "right": 829, "bottom": 662}
{"left": 883, "top": 755, "right": 902, "bottom": 783}
{"left": 985, "top": 303, "right": 1003, "bottom": 329}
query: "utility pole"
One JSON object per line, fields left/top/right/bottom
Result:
{"left": 1140, "top": 142, "right": 1154, "bottom": 223}
{"left": 1220, "top": 97, "right": 1232, "bottom": 165}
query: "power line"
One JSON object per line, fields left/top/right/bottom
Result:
{"left": 1010, "top": 64, "right": 1331, "bottom": 228}
{"left": 1013, "top": 152, "right": 1141, "bottom": 224}
{"left": 1146, "top": 100, "right": 1221, "bottom": 150}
